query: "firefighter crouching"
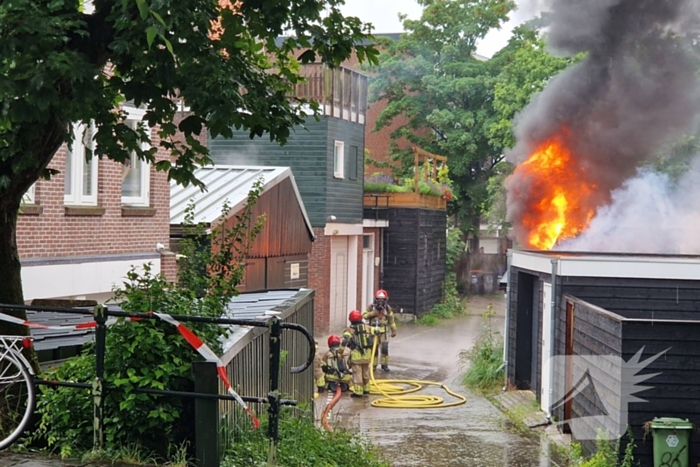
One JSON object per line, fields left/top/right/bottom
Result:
{"left": 321, "top": 335, "right": 352, "bottom": 392}
{"left": 341, "top": 310, "right": 374, "bottom": 398}
{"left": 363, "top": 289, "right": 397, "bottom": 372}
{"left": 313, "top": 341, "right": 325, "bottom": 398}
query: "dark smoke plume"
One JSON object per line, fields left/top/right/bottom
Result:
{"left": 505, "top": 0, "right": 700, "bottom": 247}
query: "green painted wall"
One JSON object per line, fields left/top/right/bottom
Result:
{"left": 208, "top": 116, "right": 364, "bottom": 227}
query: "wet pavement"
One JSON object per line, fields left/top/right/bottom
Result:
{"left": 0, "top": 452, "right": 141, "bottom": 466}
{"left": 316, "top": 296, "right": 569, "bottom": 467}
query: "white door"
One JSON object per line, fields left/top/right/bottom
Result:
{"left": 541, "top": 282, "right": 552, "bottom": 414}
{"left": 361, "top": 234, "right": 375, "bottom": 310}
{"left": 330, "top": 236, "right": 349, "bottom": 331}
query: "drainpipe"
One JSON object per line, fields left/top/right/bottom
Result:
{"left": 547, "top": 258, "right": 559, "bottom": 420}
{"left": 502, "top": 250, "right": 512, "bottom": 391}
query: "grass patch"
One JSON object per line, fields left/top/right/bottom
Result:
{"left": 78, "top": 441, "right": 191, "bottom": 466}
{"left": 459, "top": 310, "right": 504, "bottom": 394}
{"left": 222, "top": 407, "right": 389, "bottom": 467}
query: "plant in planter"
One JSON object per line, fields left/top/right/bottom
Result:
{"left": 364, "top": 173, "right": 410, "bottom": 193}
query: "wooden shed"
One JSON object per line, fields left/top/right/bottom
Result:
{"left": 505, "top": 250, "right": 700, "bottom": 465}
{"left": 170, "top": 166, "right": 314, "bottom": 291}
{"left": 362, "top": 148, "right": 447, "bottom": 316}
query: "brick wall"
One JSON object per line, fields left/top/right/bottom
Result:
{"left": 308, "top": 227, "right": 331, "bottom": 334}
{"left": 17, "top": 125, "right": 171, "bottom": 262}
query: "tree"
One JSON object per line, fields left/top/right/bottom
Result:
{"left": 368, "top": 0, "right": 515, "bottom": 235}
{"left": 0, "top": 0, "right": 377, "bottom": 334}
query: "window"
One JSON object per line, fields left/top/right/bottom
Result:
{"left": 333, "top": 140, "right": 345, "bottom": 178}
{"left": 363, "top": 234, "right": 372, "bottom": 250}
{"left": 22, "top": 184, "right": 36, "bottom": 205}
{"left": 121, "top": 106, "right": 150, "bottom": 207}
{"left": 349, "top": 145, "right": 359, "bottom": 180}
{"left": 64, "top": 123, "right": 98, "bottom": 206}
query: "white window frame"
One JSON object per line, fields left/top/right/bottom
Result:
{"left": 22, "top": 184, "right": 36, "bottom": 205}
{"left": 64, "top": 122, "right": 99, "bottom": 206}
{"left": 121, "top": 105, "right": 151, "bottom": 207}
{"left": 333, "top": 140, "right": 345, "bottom": 179}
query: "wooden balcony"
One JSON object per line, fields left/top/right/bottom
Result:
{"left": 364, "top": 192, "right": 447, "bottom": 211}
{"left": 294, "top": 64, "right": 368, "bottom": 125}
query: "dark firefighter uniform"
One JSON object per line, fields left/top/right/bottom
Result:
{"left": 363, "top": 289, "right": 397, "bottom": 372}
{"left": 321, "top": 335, "right": 351, "bottom": 392}
{"left": 341, "top": 310, "right": 374, "bottom": 397}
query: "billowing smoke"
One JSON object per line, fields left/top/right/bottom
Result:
{"left": 505, "top": 0, "right": 700, "bottom": 248}
{"left": 558, "top": 160, "right": 700, "bottom": 254}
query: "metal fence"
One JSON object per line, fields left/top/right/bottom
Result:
{"left": 217, "top": 289, "right": 315, "bottom": 449}
{"left": 0, "top": 289, "right": 315, "bottom": 467}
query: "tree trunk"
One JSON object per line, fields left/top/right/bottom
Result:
{"left": 0, "top": 204, "right": 29, "bottom": 335}
{"left": 0, "top": 203, "right": 41, "bottom": 372}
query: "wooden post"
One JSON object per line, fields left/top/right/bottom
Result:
{"left": 413, "top": 148, "right": 419, "bottom": 193}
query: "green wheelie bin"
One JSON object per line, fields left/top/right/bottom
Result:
{"left": 650, "top": 417, "right": 693, "bottom": 467}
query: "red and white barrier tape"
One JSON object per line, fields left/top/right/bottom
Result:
{"left": 0, "top": 310, "right": 260, "bottom": 429}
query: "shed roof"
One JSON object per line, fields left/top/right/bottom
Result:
{"left": 170, "top": 165, "right": 314, "bottom": 238}
{"left": 26, "top": 289, "right": 305, "bottom": 353}
{"left": 511, "top": 249, "right": 700, "bottom": 281}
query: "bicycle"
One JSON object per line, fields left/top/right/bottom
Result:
{"left": 0, "top": 336, "right": 36, "bottom": 450}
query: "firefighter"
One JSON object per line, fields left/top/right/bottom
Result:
{"left": 363, "top": 289, "right": 397, "bottom": 372}
{"left": 313, "top": 341, "right": 325, "bottom": 399}
{"left": 341, "top": 310, "right": 374, "bottom": 398}
{"left": 321, "top": 335, "right": 352, "bottom": 392}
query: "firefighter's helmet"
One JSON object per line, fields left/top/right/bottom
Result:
{"left": 328, "top": 335, "right": 341, "bottom": 347}
{"left": 375, "top": 289, "right": 389, "bottom": 300}
{"left": 349, "top": 310, "right": 363, "bottom": 323}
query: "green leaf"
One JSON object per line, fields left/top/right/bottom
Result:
{"left": 146, "top": 26, "right": 157, "bottom": 49}
{"left": 163, "top": 36, "right": 174, "bottom": 56}
{"left": 135, "top": 0, "right": 148, "bottom": 20}
{"left": 150, "top": 10, "right": 166, "bottom": 27}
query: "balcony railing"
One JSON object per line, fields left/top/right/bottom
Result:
{"left": 294, "top": 64, "right": 368, "bottom": 125}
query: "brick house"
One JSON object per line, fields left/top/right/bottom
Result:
{"left": 17, "top": 103, "right": 174, "bottom": 303}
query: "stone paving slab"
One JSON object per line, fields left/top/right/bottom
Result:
{"left": 492, "top": 389, "right": 550, "bottom": 428}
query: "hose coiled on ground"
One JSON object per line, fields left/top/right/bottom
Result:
{"left": 368, "top": 336, "right": 467, "bottom": 409}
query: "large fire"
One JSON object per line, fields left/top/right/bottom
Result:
{"left": 512, "top": 134, "right": 597, "bottom": 250}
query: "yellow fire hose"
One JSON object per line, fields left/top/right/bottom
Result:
{"left": 367, "top": 335, "right": 467, "bottom": 409}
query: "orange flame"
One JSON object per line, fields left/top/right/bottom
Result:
{"left": 514, "top": 133, "right": 597, "bottom": 250}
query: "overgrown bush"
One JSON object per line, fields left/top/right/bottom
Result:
{"left": 570, "top": 427, "right": 636, "bottom": 467}
{"left": 30, "top": 181, "right": 265, "bottom": 460}
{"left": 460, "top": 309, "right": 504, "bottom": 393}
{"left": 222, "top": 408, "right": 390, "bottom": 467}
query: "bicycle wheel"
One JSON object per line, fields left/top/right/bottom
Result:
{"left": 0, "top": 351, "right": 35, "bottom": 450}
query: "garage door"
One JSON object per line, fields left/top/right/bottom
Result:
{"left": 330, "top": 236, "right": 349, "bottom": 331}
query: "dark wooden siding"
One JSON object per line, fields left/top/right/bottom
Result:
{"left": 209, "top": 116, "right": 365, "bottom": 227}
{"left": 381, "top": 207, "right": 446, "bottom": 315}
{"left": 209, "top": 118, "right": 329, "bottom": 227}
{"left": 326, "top": 118, "right": 364, "bottom": 224}
{"left": 560, "top": 298, "right": 623, "bottom": 453}
{"left": 562, "top": 276, "right": 700, "bottom": 319}
{"left": 620, "top": 320, "right": 700, "bottom": 467}
{"left": 227, "top": 177, "right": 313, "bottom": 259}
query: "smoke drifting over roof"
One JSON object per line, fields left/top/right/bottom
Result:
{"left": 505, "top": 0, "right": 700, "bottom": 250}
